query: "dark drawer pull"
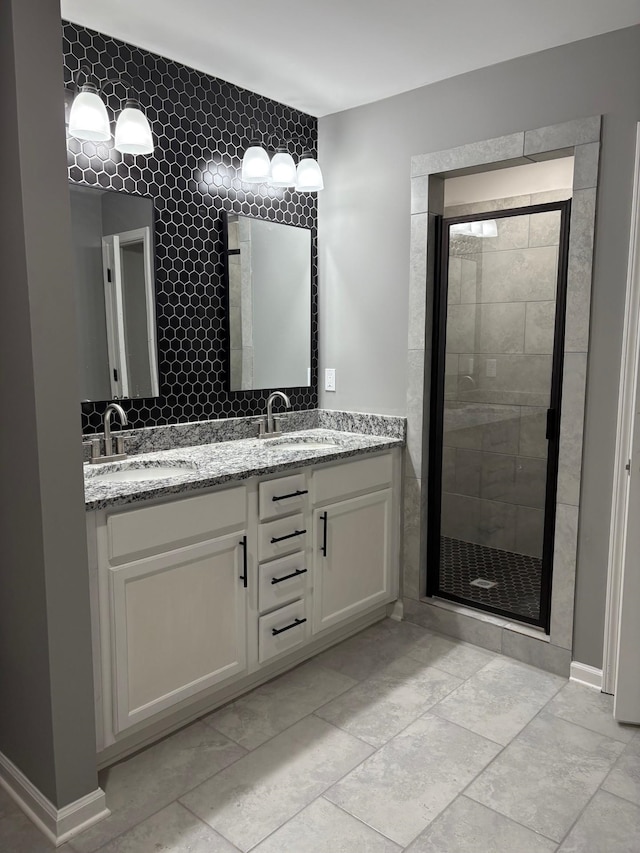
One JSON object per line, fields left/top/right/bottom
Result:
{"left": 272, "top": 489, "right": 308, "bottom": 502}
{"left": 270, "top": 529, "right": 306, "bottom": 544}
{"left": 272, "top": 617, "right": 307, "bottom": 636}
{"left": 271, "top": 568, "right": 308, "bottom": 585}
{"left": 239, "top": 536, "right": 248, "bottom": 589}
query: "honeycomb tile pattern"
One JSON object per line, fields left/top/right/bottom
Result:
{"left": 62, "top": 22, "right": 318, "bottom": 433}
{"left": 439, "top": 536, "right": 543, "bottom": 621}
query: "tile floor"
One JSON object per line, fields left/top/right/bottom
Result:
{"left": 1, "top": 618, "right": 638, "bottom": 852}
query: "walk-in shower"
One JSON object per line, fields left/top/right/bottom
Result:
{"left": 427, "top": 200, "right": 571, "bottom": 629}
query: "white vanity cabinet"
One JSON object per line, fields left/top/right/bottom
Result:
{"left": 94, "top": 486, "right": 249, "bottom": 739}
{"left": 312, "top": 454, "right": 394, "bottom": 633}
{"left": 89, "top": 446, "right": 401, "bottom": 760}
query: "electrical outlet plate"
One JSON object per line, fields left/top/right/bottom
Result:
{"left": 324, "top": 368, "right": 336, "bottom": 392}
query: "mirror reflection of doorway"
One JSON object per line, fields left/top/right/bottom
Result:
{"left": 427, "top": 201, "right": 571, "bottom": 630}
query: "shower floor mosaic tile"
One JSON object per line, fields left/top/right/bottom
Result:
{"left": 439, "top": 536, "right": 543, "bottom": 621}
{"left": 1, "top": 619, "right": 638, "bottom": 852}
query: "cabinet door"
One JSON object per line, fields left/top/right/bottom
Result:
{"left": 313, "top": 489, "right": 392, "bottom": 633}
{"left": 110, "top": 532, "right": 247, "bottom": 733}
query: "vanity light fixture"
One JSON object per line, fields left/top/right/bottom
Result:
{"left": 241, "top": 132, "right": 323, "bottom": 191}
{"left": 67, "top": 66, "right": 154, "bottom": 155}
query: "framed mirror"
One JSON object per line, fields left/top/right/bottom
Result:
{"left": 223, "top": 212, "right": 311, "bottom": 391}
{"left": 69, "top": 184, "right": 159, "bottom": 402}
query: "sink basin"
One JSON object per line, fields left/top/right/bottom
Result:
{"left": 89, "top": 462, "right": 196, "bottom": 483}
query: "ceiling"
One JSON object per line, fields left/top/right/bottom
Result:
{"left": 60, "top": 0, "right": 640, "bottom": 117}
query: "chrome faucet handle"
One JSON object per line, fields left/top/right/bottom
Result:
{"left": 272, "top": 416, "right": 284, "bottom": 435}
{"left": 82, "top": 438, "right": 102, "bottom": 461}
{"left": 256, "top": 416, "right": 268, "bottom": 438}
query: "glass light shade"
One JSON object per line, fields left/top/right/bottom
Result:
{"left": 114, "top": 100, "right": 154, "bottom": 155}
{"left": 241, "top": 145, "right": 271, "bottom": 183}
{"left": 68, "top": 84, "right": 110, "bottom": 142}
{"left": 270, "top": 151, "right": 297, "bottom": 187}
{"left": 295, "top": 157, "right": 324, "bottom": 192}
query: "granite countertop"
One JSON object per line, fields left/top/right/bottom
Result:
{"left": 84, "top": 428, "right": 403, "bottom": 511}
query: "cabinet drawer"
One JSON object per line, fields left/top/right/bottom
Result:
{"left": 107, "top": 486, "right": 246, "bottom": 563}
{"left": 259, "top": 599, "right": 307, "bottom": 664}
{"left": 259, "top": 552, "right": 308, "bottom": 614}
{"left": 259, "top": 513, "right": 307, "bottom": 562}
{"left": 259, "top": 473, "right": 308, "bottom": 521}
{"left": 313, "top": 453, "right": 392, "bottom": 505}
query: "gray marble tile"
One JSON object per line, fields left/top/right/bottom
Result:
{"left": 180, "top": 715, "right": 373, "bottom": 852}
{"left": 405, "top": 630, "right": 496, "bottom": 679}
{"left": 316, "top": 618, "right": 429, "bottom": 682}
{"left": 481, "top": 214, "right": 530, "bottom": 252}
{"left": 501, "top": 629, "right": 570, "bottom": 677}
{"left": 205, "top": 661, "right": 356, "bottom": 750}
{"left": 403, "top": 598, "right": 505, "bottom": 653}
{"left": 441, "top": 492, "right": 481, "bottom": 542}
{"left": 412, "top": 133, "right": 525, "bottom": 177}
{"left": 478, "top": 497, "right": 517, "bottom": 550}
{"left": 550, "top": 503, "right": 579, "bottom": 649}
{"left": 481, "top": 405, "right": 522, "bottom": 454}
{"left": 71, "top": 722, "right": 246, "bottom": 853}
{"left": 442, "top": 446, "right": 456, "bottom": 493}
{"left": 325, "top": 714, "right": 500, "bottom": 846}
{"left": 514, "top": 455, "right": 547, "bottom": 509}
{"left": 252, "top": 797, "right": 401, "bottom": 853}
{"left": 406, "top": 349, "right": 427, "bottom": 478}
{"left": 411, "top": 175, "right": 429, "bottom": 215}
{"left": 556, "top": 352, "right": 587, "bottom": 506}
{"left": 409, "top": 213, "right": 428, "bottom": 349}
{"left": 558, "top": 790, "right": 640, "bottom": 853}
{"left": 92, "top": 801, "right": 239, "bottom": 852}
{"left": 528, "top": 209, "right": 562, "bottom": 249}
{"left": 402, "top": 476, "right": 425, "bottom": 600}
{"left": 444, "top": 353, "right": 458, "bottom": 400}
{"left": 480, "top": 452, "right": 515, "bottom": 502}
{"left": 573, "top": 142, "right": 600, "bottom": 190}
{"left": 603, "top": 735, "right": 640, "bottom": 805}
{"left": 405, "top": 795, "right": 557, "bottom": 853}
{"left": 524, "top": 116, "right": 601, "bottom": 156}
{"left": 546, "top": 681, "right": 636, "bottom": 744}
{"left": 532, "top": 188, "right": 573, "bottom": 204}
{"left": 446, "top": 304, "right": 476, "bottom": 353}
{"left": 432, "top": 656, "right": 564, "bottom": 745}
{"left": 519, "top": 406, "right": 548, "bottom": 458}
{"left": 443, "top": 402, "right": 483, "bottom": 451}
{"left": 448, "top": 256, "right": 462, "bottom": 304}
{"left": 445, "top": 194, "right": 531, "bottom": 218}
{"left": 459, "top": 257, "right": 478, "bottom": 304}
{"left": 565, "top": 188, "right": 597, "bottom": 352}
{"left": 315, "top": 654, "right": 462, "bottom": 748}
{"left": 476, "top": 303, "right": 526, "bottom": 354}
{"left": 0, "top": 803, "right": 61, "bottom": 852}
{"left": 515, "top": 504, "right": 544, "bottom": 558}
{"left": 454, "top": 448, "right": 482, "bottom": 497}
{"left": 467, "top": 712, "right": 623, "bottom": 841}
{"left": 525, "top": 301, "right": 556, "bottom": 354}
{"left": 465, "top": 354, "right": 552, "bottom": 408}
{"left": 472, "top": 246, "right": 558, "bottom": 303}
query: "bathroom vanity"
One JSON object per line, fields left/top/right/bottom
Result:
{"left": 84, "top": 429, "right": 402, "bottom": 763}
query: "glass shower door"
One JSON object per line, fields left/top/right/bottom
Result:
{"left": 428, "top": 202, "right": 571, "bottom": 629}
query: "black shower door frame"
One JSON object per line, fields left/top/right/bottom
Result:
{"left": 426, "top": 200, "right": 572, "bottom": 631}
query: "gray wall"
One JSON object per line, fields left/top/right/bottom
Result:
{"left": 0, "top": 0, "right": 98, "bottom": 807}
{"left": 318, "top": 26, "right": 640, "bottom": 668}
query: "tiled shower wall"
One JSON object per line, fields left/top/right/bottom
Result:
{"left": 441, "top": 191, "right": 570, "bottom": 558}
{"left": 62, "top": 22, "right": 318, "bottom": 433}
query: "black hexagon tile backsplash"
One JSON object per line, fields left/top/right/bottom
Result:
{"left": 63, "top": 21, "right": 318, "bottom": 434}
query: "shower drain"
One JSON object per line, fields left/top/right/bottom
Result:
{"left": 470, "top": 578, "right": 498, "bottom": 589}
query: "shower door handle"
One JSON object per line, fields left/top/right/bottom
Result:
{"left": 546, "top": 408, "right": 558, "bottom": 441}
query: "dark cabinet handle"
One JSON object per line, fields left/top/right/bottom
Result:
{"left": 270, "top": 529, "right": 306, "bottom": 544}
{"left": 272, "top": 617, "right": 307, "bottom": 636}
{"left": 272, "top": 489, "right": 308, "bottom": 502}
{"left": 239, "top": 536, "right": 247, "bottom": 588}
{"left": 271, "top": 568, "right": 307, "bottom": 585}
{"left": 320, "top": 511, "right": 328, "bottom": 557}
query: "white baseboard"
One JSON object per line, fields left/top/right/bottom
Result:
{"left": 388, "top": 599, "right": 404, "bottom": 621}
{"left": 570, "top": 661, "right": 603, "bottom": 690}
{"left": 0, "top": 751, "right": 109, "bottom": 847}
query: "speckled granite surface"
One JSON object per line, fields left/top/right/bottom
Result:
{"left": 82, "top": 409, "right": 406, "bottom": 461}
{"left": 84, "top": 429, "right": 403, "bottom": 510}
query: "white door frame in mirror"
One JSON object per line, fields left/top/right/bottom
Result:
{"left": 603, "top": 122, "right": 640, "bottom": 708}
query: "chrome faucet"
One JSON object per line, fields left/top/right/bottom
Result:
{"left": 103, "top": 402, "right": 128, "bottom": 458}
{"left": 258, "top": 391, "right": 291, "bottom": 438}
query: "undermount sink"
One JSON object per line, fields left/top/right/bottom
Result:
{"left": 89, "top": 462, "right": 196, "bottom": 483}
